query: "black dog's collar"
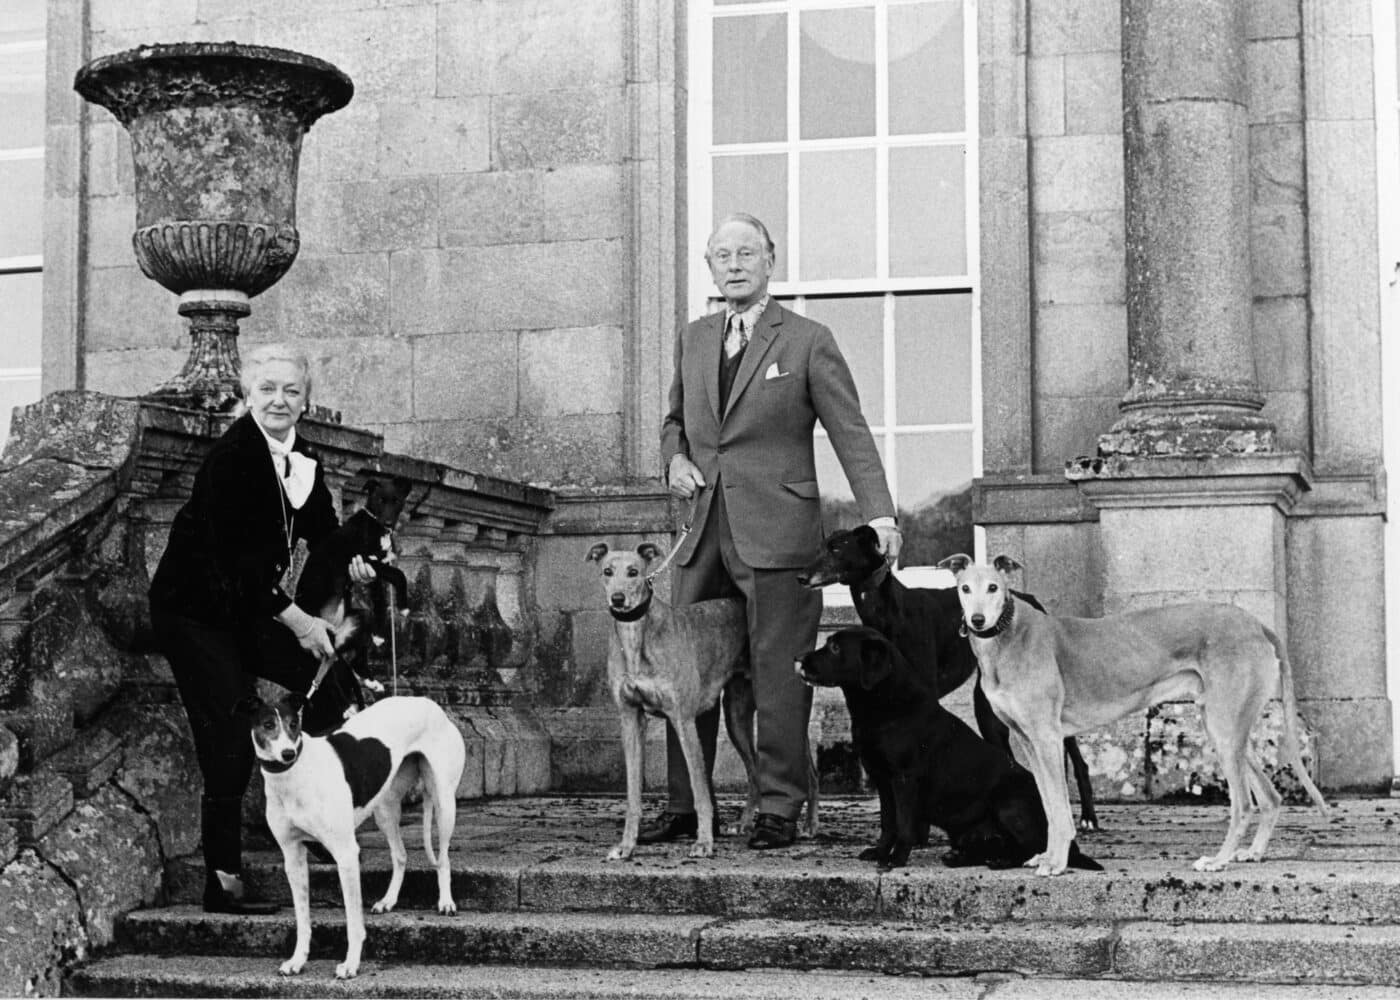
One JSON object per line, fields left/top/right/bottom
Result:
{"left": 258, "top": 740, "right": 303, "bottom": 774}
{"left": 962, "top": 598, "right": 1016, "bottom": 639}
{"left": 609, "top": 590, "right": 653, "bottom": 622}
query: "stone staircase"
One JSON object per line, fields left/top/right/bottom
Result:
{"left": 65, "top": 794, "right": 1400, "bottom": 997}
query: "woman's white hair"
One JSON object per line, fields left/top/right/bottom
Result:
{"left": 239, "top": 343, "right": 313, "bottom": 403}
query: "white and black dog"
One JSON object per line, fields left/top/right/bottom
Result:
{"left": 237, "top": 692, "right": 466, "bottom": 979}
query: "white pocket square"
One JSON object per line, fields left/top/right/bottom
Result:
{"left": 764, "top": 363, "right": 789, "bottom": 380}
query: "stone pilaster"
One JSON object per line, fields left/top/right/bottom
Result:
{"left": 1102, "top": 0, "right": 1273, "bottom": 457}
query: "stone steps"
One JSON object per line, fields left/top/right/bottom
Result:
{"left": 65, "top": 796, "right": 1400, "bottom": 995}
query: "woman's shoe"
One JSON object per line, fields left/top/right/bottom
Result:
{"left": 203, "top": 870, "right": 280, "bottom": 915}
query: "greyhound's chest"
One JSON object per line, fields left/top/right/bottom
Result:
{"left": 607, "top": 628, "right": 677, "bottom": 716}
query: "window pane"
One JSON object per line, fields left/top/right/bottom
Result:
{"left": 889, "top": 1, "right": 965, "bottom": 135}
{"left": 0, "top": 159, "right": 43, "bottom": 258}
{"left": 0, "top": 44, "right": 45, "bottom": 151}
{"left": 804, "top": 295, "right": 884, "bottom": 425}
{"left": 799, "top": 148, "right": 876, "bottom": 279}
{"left": 894, "top": 292, "right": 972, "bottom": 424}
{"left": 713, "top": 153, "right": 789, "bottom": 282}
{"left": 800, "top": 6, "right": 875, "bottom": 140}
{"left": 815, "top": 433, "right": 886, "bottom": 510}
{"left": 0, "top": 272, "right": 42, "bottom": 369}
{"left": 890, "top": 144, "right": 967, "bottom": 277}
{"left": 714, "top": 14, "right": 787, "bottom": 144}
{"left": 0, "top": 374, "right": 42, "bottom": 449}
{"left": 0, "top": 0, "right": 45, "bottom": 41}
{"left": 896, "top": 431, "right": 974, "bottom": 565}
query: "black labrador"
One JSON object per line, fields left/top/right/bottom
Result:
{"left": 797, "top": 627, "right": 1101, "bottom": 872}
{"left": 798, "top": 525, "right": 1098, "bottom": 831}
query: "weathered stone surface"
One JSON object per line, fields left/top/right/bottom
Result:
{"left": 492, "top": 89, "right": 624, "bottom": 170}
{"left": 36, "top": 785, "right": 162, "bottom": 946}
{"left": 519, "top": 327, "right": 624, "bottom": 418}
{"left": 261, "top": 5, "right": 434, "bottom": 101}
{"left": 0, "top": 770, "right": 74, "bottom": 844}
{"left": 0, "top": 686, "right": 76, "bottom": 769}
{"left": 1064, "top": 51, "right": 1122, "bottom": 135}
{"left": 271, "top": 252, "right": 390, "bottom": 339}
{"left": 24, "top": 585, "right": 130, "bottom": 725}
{"left": 300, "top": 335, "right": 413, "bottom": 428}
{"left": 1115, "top": 921, "right": 1400, "bottom": 984}
{"left": 1246, "top": 37, "right": 1304, "bottom": 125}
{"left": 0, "top": 725, "right": 17, "bottom": 794}
{"left": 1251, "top": 203, "right": 1309, "bottom": 299}
{"left": 0, "top": 390, "right": 142, "bottom": 471}
{"left": 82, "top": 347, "right": 189, "bottom": 399}
{"left": 1033, "top": 135, "right": 1124, "bottom": 213}
{"left": 1035, "top": 303, "right": 1127, "bottom": 398}
{"left": 462, "top": 707, "right": 551, "bottom": 797}
{"left": 338, "top": 176, "right": 438, "bottom": 252}
{"left": 1029, "top": 0, "right": 1121, "bottom": 55}
{"left": 1033, "top": 210, "right": 1125, "bottom": 306}
{"left": 377, "top": 97, "right": 489, "bottom": 177}
{"left": 1298, "top": 696, "right": 1393, "bottom": 793}
{"left": 1026, "top": 56, "right": 1064, "bottom": 137}
{"left": 488, "top": 0, "right": 626, "bottom": 93}
{"left": 1034, "top": 394, "right": 1122, "bottom": 469}
{"left": 106, "top": 697, "right": 201, "bottom": 863}
{"left": 0, "top": 848, "right": 87, "bottom": 997}
{"left": 390, "top": 242, "right": 624, "bottom": 336}
{"left": 411, "top": 332, "right": 518, "bottom": 422}
{"left": 46, "top": 728, "right": 123, "bottom": 798}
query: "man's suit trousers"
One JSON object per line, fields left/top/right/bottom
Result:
{"left": 662, "top": 483, "right": 821, "bottom": 820}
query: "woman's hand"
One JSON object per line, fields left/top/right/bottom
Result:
{"left": 348, "top": 555, "right": 377, "bottom": 585}
{"left": 276, "top": 603, "right": 336, "bottom": 660}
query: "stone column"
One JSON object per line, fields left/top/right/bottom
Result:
{"left": 1099, "top": 0, "right": 1272, "bottom": 458}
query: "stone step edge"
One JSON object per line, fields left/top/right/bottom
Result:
{"left": 67, "top": 954, "right": 1400, "bottom": 1000}
{"left": 163, "top": 853, "right": 1400, "bottom": 928}
{"left": 110, "top": 907, "right": 1400, "bottom": 986}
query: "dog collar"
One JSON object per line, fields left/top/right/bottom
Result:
{"left": 259, "top": 741, "right": 303, "bottom": 774}
{"left": 962, "top": 599, "right": 1015, "bottom": 639}
{"left": 609, "top": 591, "right": 652, "bottom": 622}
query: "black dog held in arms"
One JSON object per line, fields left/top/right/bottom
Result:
{"left": 798, "top": 525, "right": 1099, "bottom": 831}
{"left": 797, "top": 627, "right": 1102, "bottom": 873}
{"left": 294, "top": 476, "right": 413, "bottom": 733}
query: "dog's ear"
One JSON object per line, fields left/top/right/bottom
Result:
{"left": 858, "top": 636, "right": 893, "bottom": 690}
{"left": 853, "top": 524, "right": 879, "bottom": 547}
{"left": 391, "top": 476, "right": 413, "bottom": 499}
{"left": 231, "top": 695, "right": 263, "bottom": 720}
{"left": 636, "top": 542, "right": 665, "bottom": 563}
{"left": 992, "top": 554, "right": 1023, "bottom": 575}
{"left": 284, "top": 691, "right": 306, "bottom": 716}
{"left": 364, "top": 476, "right": 382, "bottom": 499}
{"left": 937, "top": 553, "right": 972, "bottom": 574}
{"left": 585, "top": 542, "right": 610, "bottom": 563}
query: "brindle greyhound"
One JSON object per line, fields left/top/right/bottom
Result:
{"left": 939, "top": 553, "right": 1328, "bottom": 876}
{"left": 798, "top": 525, "right": 1098, "bottom": 830}
{"left": 587, "top": 542, "right": 819, "bottom": 860}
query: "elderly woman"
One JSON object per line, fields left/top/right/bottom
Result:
{"left": 149, "top": 344, "right": 374, "bottom": 914}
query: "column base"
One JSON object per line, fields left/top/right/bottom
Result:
{"left": 1097, "top": 405, "right": 1276, "bottom": 460}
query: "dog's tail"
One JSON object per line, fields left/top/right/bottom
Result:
{"left": 1067, "top": 839, "right": 1103, "bottom": 872}
{"left": 1265, "top": 626, "right": 1329, "bottom": 813}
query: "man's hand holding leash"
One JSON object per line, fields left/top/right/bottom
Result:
{"left": 668, "top": 453, "right": 706, "bottom": 498}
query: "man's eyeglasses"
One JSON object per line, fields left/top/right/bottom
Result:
{"left": 709, "top": 248, "right": 763, "bottom": 266}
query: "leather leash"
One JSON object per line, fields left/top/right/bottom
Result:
{"left": 646, "top": 487, "right": 704, "bottom": 581}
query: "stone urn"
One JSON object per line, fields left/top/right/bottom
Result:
{"left": 74, "top": 42, "right": 353, "bottom": 410}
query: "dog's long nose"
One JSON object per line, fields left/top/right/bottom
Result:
{"left": 280, "top": 748, "right": 297, "bottom": 763}
{"left": 970, "top": 614, "right": 986, "bottom": 630}
{"left": 610, "top": 592, "right": 626, "bottom": 607}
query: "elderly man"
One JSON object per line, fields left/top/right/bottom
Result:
{"left": 650, "top": 212, "right": 900, "bottom": 849}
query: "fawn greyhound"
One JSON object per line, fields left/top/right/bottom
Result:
{"left": 938, "top": 553, "right": 1328, "bottom": 876}
{"left": 587, "top": 541, "right": 817, "bottom": 860}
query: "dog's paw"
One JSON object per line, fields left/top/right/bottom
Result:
{"left": 278, "top": 956, "right": 306, "bottom": 977}
{"left": 1023, "top": 851, "right": 1048, "bottom": 870}
{"left": 362, "top": 678, "right": 385, "bottom": 695}
{"left": 1232, "top": 848, "right": 1263, "bottom": 863}
{"left": 605, "top": 844, "right": 633, "bottom": 862}
{"left": 689, "top": 840, "right": 715, "bottom": 859}
{"left": 438, "top": 898, "right": 458, "bottom": 915}
{"left": 856, "top": 846, "right": 882, "bottom": 862}
{"left": 1078, "top": 817, "right": 1100, "bottom": 833}
{"left": 1034, "top": 861, "right": 1067, "bottom": 877}
{"left": 1192, "top": 854, "right": 1230, "bottom": 872}
{"left": 370, "top": 898, "right": 395, "bottom": 914}
{"left": 335, "top": 960, "right": 359, "bottom": 980}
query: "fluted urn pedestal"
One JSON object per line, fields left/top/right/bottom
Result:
{"left": 75, "top": 42, "right": 353, "bottom": 410}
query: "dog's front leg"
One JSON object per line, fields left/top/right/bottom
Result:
{"left": 1010, "top": 726, "right": 1075, "bottom": 876}
{"left": 278, "top": 841, "right": 312, "bottom": 977}
{"left": 608, "top": 707, "right": 646, "bottom": 861}
{"left": 674, "top": 715, "right": 717, "bottom": 858}
{"left": 858, "top": 776, "right": 897, "bottom": 864}
{"left": 883, "top": 772, "right": 919, "bottom": 870}
{"left": 335, "top": 844, "right": 365, "bottom": 979}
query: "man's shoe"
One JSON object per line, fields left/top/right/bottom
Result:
{"left": 747, "top": 812, "right": 798, "bottom": 850}
{"left": 635, "top": 810, "right": 722, "bottom": 844}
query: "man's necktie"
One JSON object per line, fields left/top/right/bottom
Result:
{"left": 724, "top": 315, "right": 748, "bottom": 359}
